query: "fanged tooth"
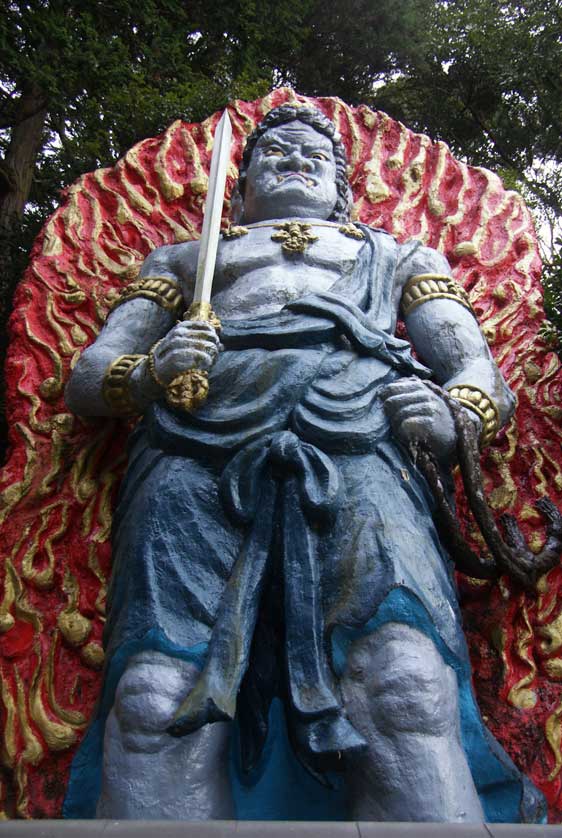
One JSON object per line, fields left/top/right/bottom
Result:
{"left": 307, "top": 179, "right": 314, "bottom": 186}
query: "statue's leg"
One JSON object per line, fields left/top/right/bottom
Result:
{"left": 96, "top": 650, "right": 234, "bottom": 820}
{"left": 341, "top": 622, "right": 484, "bottom": 822}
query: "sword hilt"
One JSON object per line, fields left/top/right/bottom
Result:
{"left": 165, "top": 301, "right": 221, "bottom": 413}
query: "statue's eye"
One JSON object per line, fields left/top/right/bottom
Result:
{"left": 264, "top": 147, "right": 284, "bottom": 157}
{"left": 310, "top": 152, "right": 328, "bottom": 161}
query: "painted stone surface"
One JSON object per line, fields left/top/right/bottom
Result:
{"left": 0, "top": 89, "right": 561, "bottom": 819}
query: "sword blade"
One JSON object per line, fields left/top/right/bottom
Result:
{"left": 193, "top": 110, "right": 232, "bottom": 305}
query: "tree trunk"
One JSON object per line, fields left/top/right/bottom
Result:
{"left": 0, "top": 86, "right": 47, "bottom": 465}
{"left": 0, "top": 85, "right": 47, "bottom": 234}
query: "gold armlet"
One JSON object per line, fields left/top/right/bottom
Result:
{"left": 111, "top": 275, "right": 184, "bottom": 316}
{"left": 401, "top": 274, "right": 474, "bottom": 318}
{"left": 447, "top": 384, "right": 500, "bottom": 447}
{"left": 102, "top": 355, "right": 145, "bottom": 415}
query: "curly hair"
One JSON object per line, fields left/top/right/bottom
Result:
{"left": 236, "top": 103, "right": 352, "bottom": 223}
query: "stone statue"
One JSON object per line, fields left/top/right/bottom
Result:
{"left": 62, "top": 103, "right": 547, "bottom": 822}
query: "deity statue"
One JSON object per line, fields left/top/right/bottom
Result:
{"left": 56, "top": 101, "right": 558, "bottom": 823}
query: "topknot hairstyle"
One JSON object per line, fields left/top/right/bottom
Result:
{"left": 236, "top": 103, "right": 353, "bottom": 223}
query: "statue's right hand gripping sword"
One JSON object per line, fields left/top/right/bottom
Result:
{"left": 165, "top": 110, "right": 232, "bottom": 413}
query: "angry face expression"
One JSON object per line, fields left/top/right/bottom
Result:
{"left": 241, "top": 121, "right": 338, "bottom": 224}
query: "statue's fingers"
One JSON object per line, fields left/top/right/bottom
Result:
{"left": 395, "top": 416, "right": 433, "bottom": 443}
{"left": 185, "top": 338, "right": 220, "bottom": 355}
{"left": 159, "top": 332, "right": 219, "bottom": 357}
{"left": 175, "top": 324, "right": 221, "bottom": 344}
{"left": 156, "top": 339, "right": 187, "bottom": 358}
{"left": 158, "top": 347, "right": 192, "bottom": 367}
{"left": 381, "top": 378, "right": 427, "bottom": 398}
{"left": 383, "top": 391, "right": 432, "bottom": 419}
{"left": 182, "top": 320, "right": 219, "bottom": 336}
{"left": 391, "top": 404, "right": 434, "bottom": 424}
{"left": 186, "top": 349, "right": 217, "bottom": 370}
{"left": 165, "top": 348, "right": 216, "bottom": 372}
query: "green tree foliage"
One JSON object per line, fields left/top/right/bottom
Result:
{"left": 275, "top": 0, "right": 433, "bottom": 102}
{"left": 373, "top": 0, "right": 562, "bottom": 337}
{"left": 0, "top": 0, "right": 305, "bottom": 276}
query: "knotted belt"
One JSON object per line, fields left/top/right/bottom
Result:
{"left": 168, "top": 430, "right": 367, "bottom": 774}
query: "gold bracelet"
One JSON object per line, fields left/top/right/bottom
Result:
{"left": 102, "top": 355, "right": 145, "bottom": 415}
{"left": 110, "top": 275, "right": 184, "bottom": 316}
{"left": 447, "top": 384, "right": 500, "bottom": 447}
{"left": 401, "top": 274, "right": 474, "bottom": 318}
{"left": 147, "top": 340, "right": 167, "bottom": 389}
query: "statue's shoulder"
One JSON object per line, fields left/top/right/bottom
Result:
{"left": 393, "top": 237, "right": 452, "bottom": 292}
{"left": 360, "top": 226, "right": 442, "bottom": 260}
{"left": 142, "top": 238, "right": 199, "bottom": 279}
{"left": 359, "top": 225, "right": 445, "bottom": 262}
{"left": 358, "top": 224, "right": 406, "bottom": 257}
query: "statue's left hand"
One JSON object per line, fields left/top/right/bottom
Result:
{"left": 382, "top": 378, "right": 457, "bottom": 462}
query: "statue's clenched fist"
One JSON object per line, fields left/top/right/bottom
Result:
{"left": 382, "top": 377, "right": 458, "bottom": 462}
{"left": 150, "top": 321, "right": 221, "bottom": 387}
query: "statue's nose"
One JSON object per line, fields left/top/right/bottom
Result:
{"left": 279, "top": 150, "right": 312, "bottom": 172}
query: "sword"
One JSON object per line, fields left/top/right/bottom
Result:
{"left": 165, "top": 110, "right": 232, "bottom": 412}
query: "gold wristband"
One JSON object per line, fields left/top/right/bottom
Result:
{"left": 147, "top": 340, "right": 167, "bottom": 389}
{"left": 110, "top": 275, "right": 184, "bottom": 316}
{"left": 401, "top": 274, "right": 474, "bottom": 318}
{"left": 447, "top": 384, "right": 500, "bottom": 447}
{"left": 102, "top": 355, "right": 145, "bottom": 415}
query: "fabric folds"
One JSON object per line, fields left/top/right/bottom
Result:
{"left": 169, "top": 431, "right": 367, "bottom": 775}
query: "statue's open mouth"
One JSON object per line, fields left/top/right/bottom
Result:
{"left": 276, "top": 173, "right": 315, "bottom": 187}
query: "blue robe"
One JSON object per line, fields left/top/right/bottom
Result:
{"left": 64, "top": 227, "right": 545, "bottom": 822}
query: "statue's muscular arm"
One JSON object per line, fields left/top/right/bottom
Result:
{"left": 383, "top": 241, "right": 515, "bottom": 460}
{"left": 65, "top": 242, "right": 219, "bottom": 416}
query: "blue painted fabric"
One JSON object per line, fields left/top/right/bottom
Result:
{"left": 64, "top": 228, "right": 545, "bottom": 822}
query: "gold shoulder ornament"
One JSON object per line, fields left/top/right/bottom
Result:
{"left": 401, "top": 273, "right": 474, "bottom": 318}
{"left": 222, "top": 224, "right": 249, "bottom": 240}
{"left": 338, "top": 222, "right": 365, "bottom": 241}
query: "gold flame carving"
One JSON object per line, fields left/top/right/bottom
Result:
{"left": 507, "top": 603, "right": 537, "bottom": 710}
{"left": 29, "top": 651, "right": 78, "bottom": 752}
{"left": 57, "top": 570, "right": 92, "bottom": 647}
{"left": 546, "top": 701, "right": 562, "bottom": 781}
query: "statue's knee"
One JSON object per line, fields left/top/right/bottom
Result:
{"left": 114, "top": 651, "right": 199, "bottom": 739}
{"left": 343, "top": 623, "right": 459, "bottom": 736}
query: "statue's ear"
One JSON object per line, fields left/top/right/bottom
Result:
{"left": 230, "top": 183, "right": 244, "bottom": 224}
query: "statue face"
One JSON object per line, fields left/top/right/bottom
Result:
{"left": 242, "top": 121, "right": 338, "bottom": 223}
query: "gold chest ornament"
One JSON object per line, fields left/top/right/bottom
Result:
{"left": 222, "top": 220, "right": 365, "bottom": 254}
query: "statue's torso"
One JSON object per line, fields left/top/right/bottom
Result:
{"left": 174, "top": 221, "right": 365, "bottom": 320}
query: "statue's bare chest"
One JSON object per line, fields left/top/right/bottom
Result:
{"left": 206, "top": 223, "right": 364, "bottom": 319}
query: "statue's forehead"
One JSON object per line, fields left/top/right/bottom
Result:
{"left": 257, "top": 121, "right": 334, "bottom": 151}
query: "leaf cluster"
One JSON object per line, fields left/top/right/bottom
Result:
{"left": 372, "top": 0, "right": 562, "bottom": 342}
{"left": 0, "top": 0, "right": 310, "bottom": 201}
